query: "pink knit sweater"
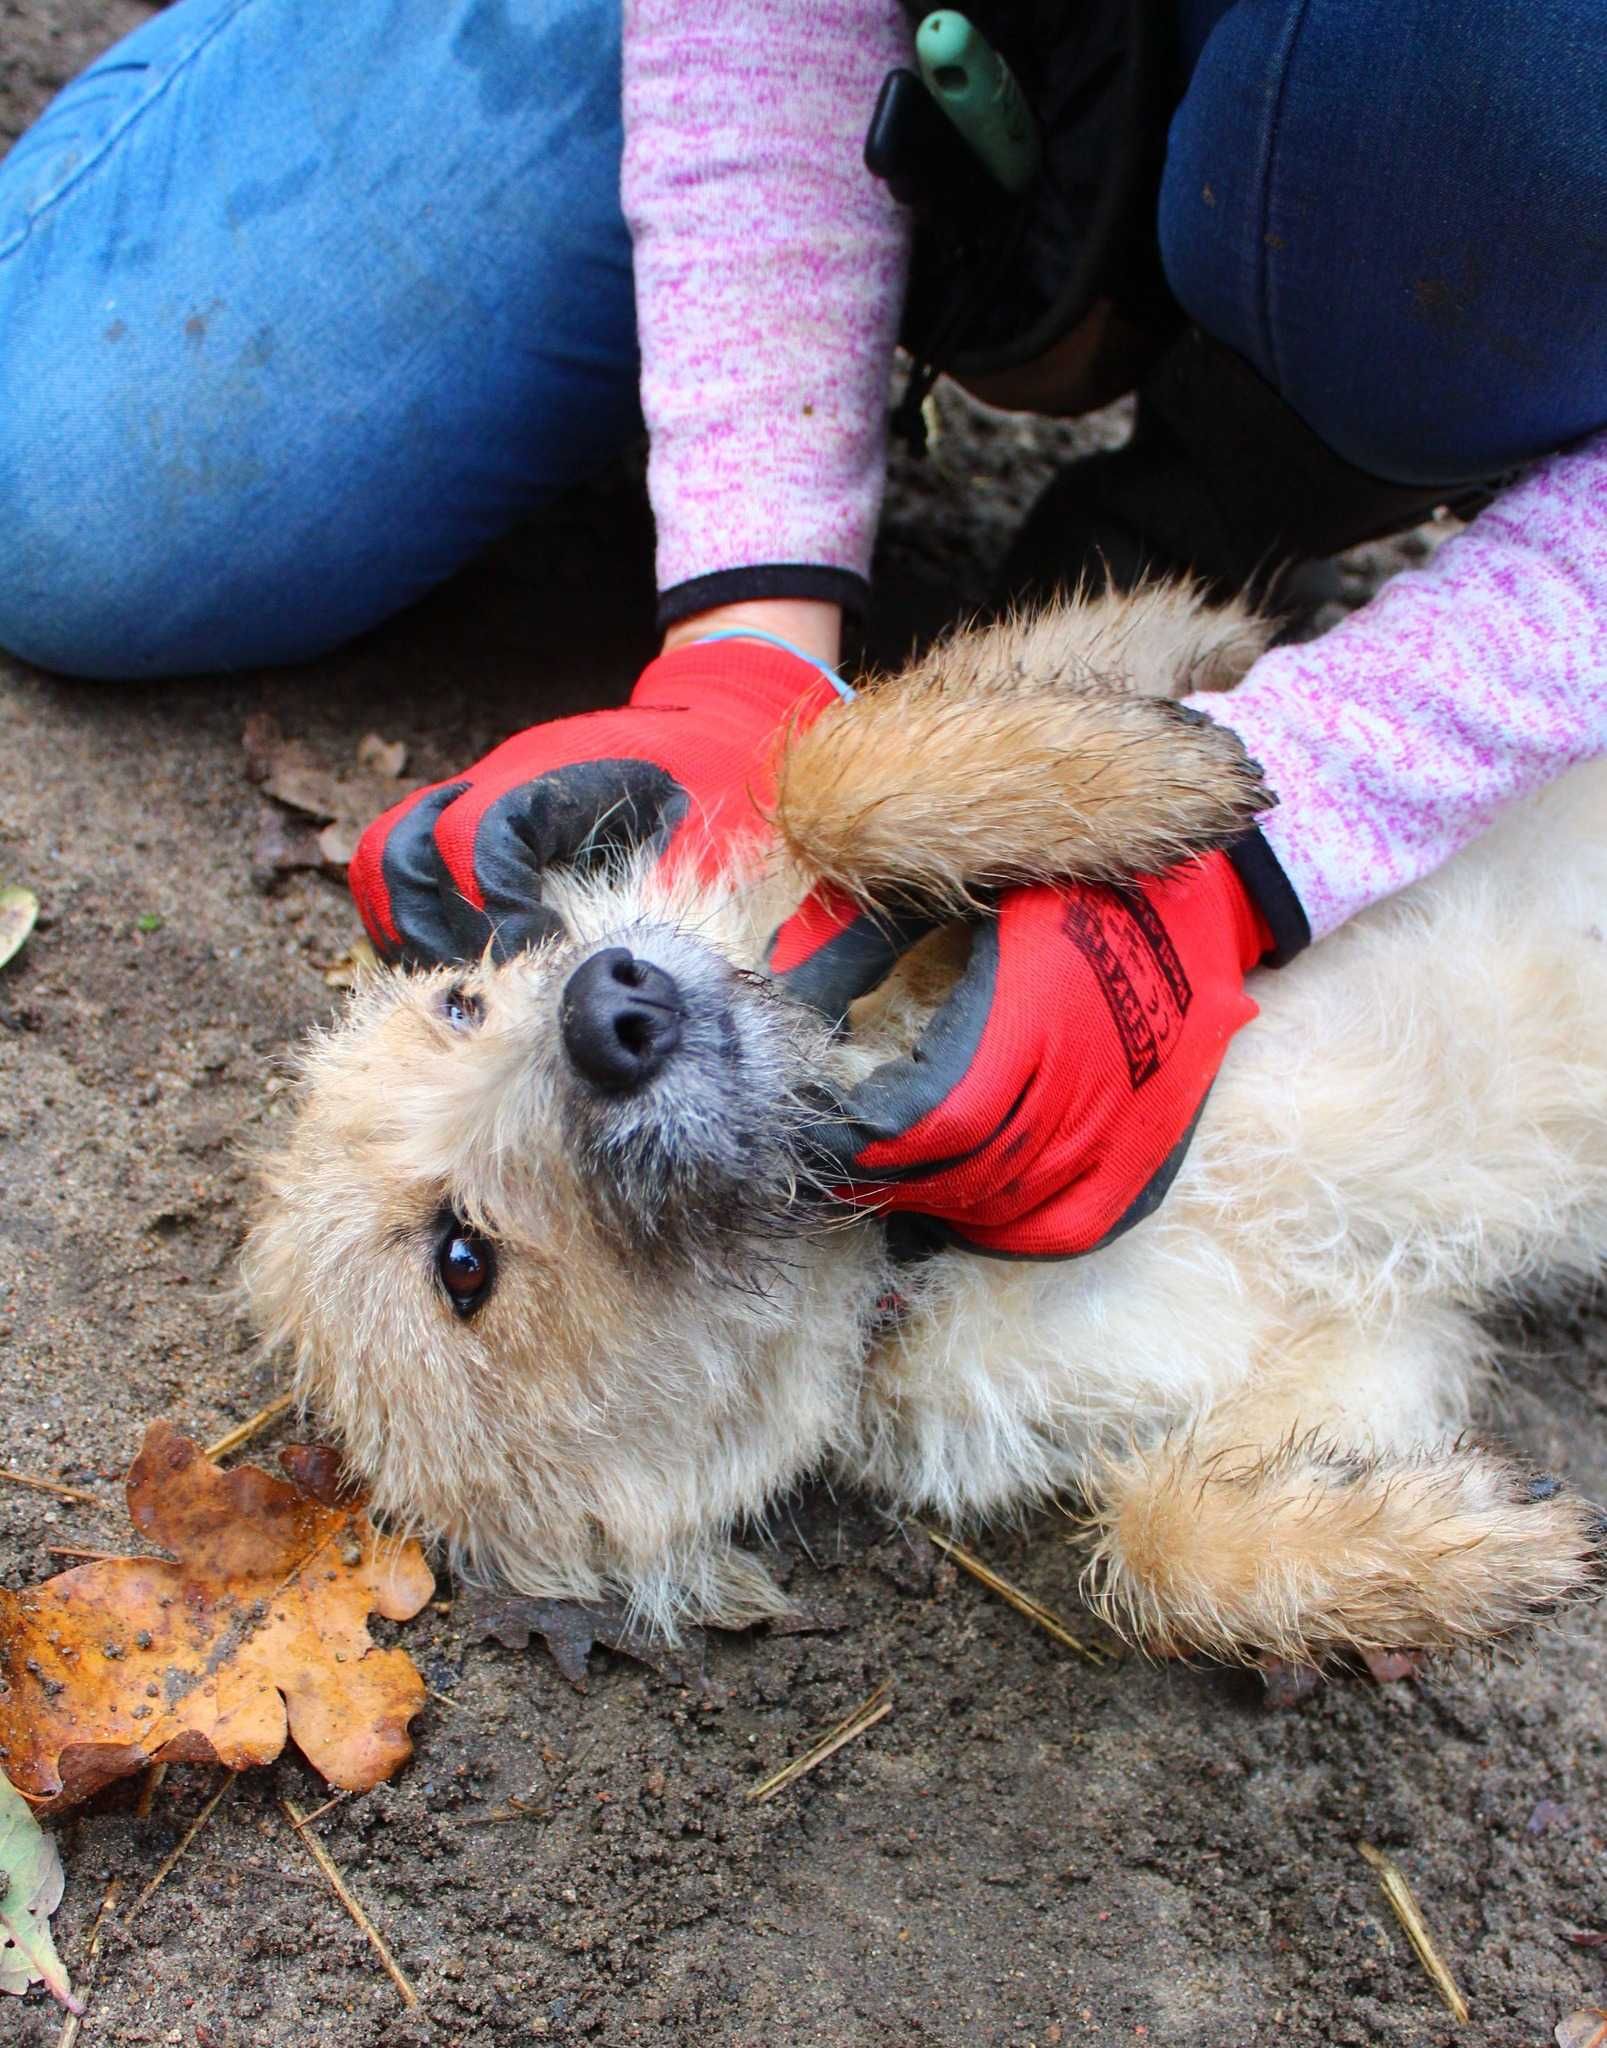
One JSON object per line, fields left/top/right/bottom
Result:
{"left": 1185, "top": 433, "right": 1607, "bottom": 937}
{"left": 622, "top": 0, "right": 1607, "bottom": 940}
{"left": 622, "top": 0, "right": 909, "bottom": 602}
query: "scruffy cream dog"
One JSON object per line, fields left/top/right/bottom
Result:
{"left": 245, "top": 586, "right": 1607, "bottom": 1667}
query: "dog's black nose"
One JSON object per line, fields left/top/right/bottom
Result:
{"left": 560, "top": 948, "right": 684, "bottom": 1091}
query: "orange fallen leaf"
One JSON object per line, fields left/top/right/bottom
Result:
{"left": 0, "top": 1422, "right": 434, "bottom": 1814}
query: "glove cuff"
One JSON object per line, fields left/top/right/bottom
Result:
{"left": 630, "top": 638, "right": 843, "bottom": 732}
{"left": 1225, "top": 826, "right": 1311, "bottom": 966}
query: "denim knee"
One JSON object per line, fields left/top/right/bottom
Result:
{"left": 0, "top": 0, "right": 641, "bottom": 679}
{"left": 0, "top": 503, "right": 205, "bottom": 684}
{"left": 0, "top": 352, "right": 351, "bottom": 680}
{"left": 0, "top": 471, "right": 349, "bottom": 683}
{"left": 1160, "top": 0, "right": 1607, "bottom": 484}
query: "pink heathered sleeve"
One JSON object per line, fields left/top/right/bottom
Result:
{"left": 1188, "top": 431, "right": 1607, "bottom": 942}
{"left": 622, "top": 0, "right": 911, "bottom": 616}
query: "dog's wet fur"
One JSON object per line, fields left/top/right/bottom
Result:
{"left": 245, "top": 587, "right": 1607, "bottom": 1665}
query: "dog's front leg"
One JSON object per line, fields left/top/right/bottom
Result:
{"left": 1081, "top": 1309, "right": 1605, "bottom": 1668}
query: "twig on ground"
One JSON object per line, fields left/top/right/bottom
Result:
{"left": 921, "top": 1525, "right": 1113, "bottom": 1666}
{"left": 204, "top": 1393, "right": 296, "bottom": 1463}
{"left": 288, "top": 1789, "right": 352, "bottom": 1831}
{"left": 45, "top": 1546, "right": 119, "bottom": 1563}
{"left": 1358, "top": 1841, "right": 1470, "bottom": 2025}
{"left": 745, "top": 1683, "right": 893, "bottom": 1804}
{"left": 122, "top": 1777, "right": 234, "bottom": 1929}
{"left": 2, "top": 1470, "right": 102, "bottom": 1506}
{"left": 60, "top": 1767, "right": 166, "bottom": 2046}
{"left": 56, "top": 1890, "right": 112, "bottom": 2048}
{"left": 473, "top": 1794, "right": 554, "bottom": 1826}
{"left": 281, "top": 1797, "right": 419, "bottom": 2009}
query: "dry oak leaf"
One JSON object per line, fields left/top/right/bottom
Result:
{"left": 0, "top": 1422, "right": 434, "bottom": 1814}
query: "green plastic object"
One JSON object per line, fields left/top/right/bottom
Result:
{"left": 914, "top": 11, "right": 1041, "bottom": 195}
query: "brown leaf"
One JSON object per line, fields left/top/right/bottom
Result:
{"left": 356, "top": 734, "right": 409, "bottom": 779}
{"left": 278, "top": 1443, "right": 362, "bottom": 1508}
{"left": 240, "top": 711, "right": 283, "bottom": 784}
{"left": 251, "top": 801, "right": 325, "bottom": 890}
{"left": 1556, "top": 2014, "right": 1607, "bottom": 2048}
{"left": 254, "top": 730, "right": 346, "bottom": 823}
{"left": 465, "top": 1591, "right": 705, "bottom": 1691}
{"left": 0, "top": 1422, "right": 434, "bottom": 1813}
{"left": 316, "top": 820, "right": 362, "bottom": 871}
{"left": 241, "top": 718, "right": 410, "bottom": 879}
{"left": 320, "top": 939, "right": 380, "bottom": 990}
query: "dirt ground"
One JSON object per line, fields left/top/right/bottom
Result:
{"left": 4, "top": 12, "right": 1607, "bottom": 2048}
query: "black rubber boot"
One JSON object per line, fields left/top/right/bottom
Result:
{"left": 995, "top": 326, "right": 1499, "bottom": 608}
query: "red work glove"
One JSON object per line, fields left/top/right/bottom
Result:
{"left": 351, "top": 639, "right": 843, "bottom": 964}
{"left": 772, "top": 851, "right": 1284, "bottom": 1258}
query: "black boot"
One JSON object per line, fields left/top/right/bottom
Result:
{"left": 995, "top": 326, "right": 1498, "bottom": 608}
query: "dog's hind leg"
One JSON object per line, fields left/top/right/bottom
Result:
{"left": 1081, "top": 1308, "right": 1606, "bottom": 1667}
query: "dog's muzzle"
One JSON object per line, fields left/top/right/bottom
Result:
{"left": 560, "top": 947, "right": 684, "bottom": 1092}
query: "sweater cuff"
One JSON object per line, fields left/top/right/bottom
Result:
{"left": 1226, "top": 826, "right": 1312, "bottom": 966}
{"left": 656, "top": 564, "right": 871, "bottom": 632}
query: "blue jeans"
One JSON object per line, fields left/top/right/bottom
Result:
{"left": 1, "top": 0, "right": 1603, "bottom": 678}
{"left": 1164, "top": 0, "right": 1607, "bottom": 484}
{"left": 0, "top": 0, "right": 640, "bottom": 677}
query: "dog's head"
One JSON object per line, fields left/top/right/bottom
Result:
{"left": 243, "top": 855, "right": 890, "bottom": 1630}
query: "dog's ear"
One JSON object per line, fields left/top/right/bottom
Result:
{"left": 772, "top": 585, "right": 1277, "bottom": 912}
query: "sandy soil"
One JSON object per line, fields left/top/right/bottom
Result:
{"left": 4, "top": 12, "right": 1607, "bottom": 2047}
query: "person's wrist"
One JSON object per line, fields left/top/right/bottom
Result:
{"left": 631, "top": 630, "right": 845, "bottom": 738}
{"left": 661, "top": 596, "right": 842, "bottom": 669}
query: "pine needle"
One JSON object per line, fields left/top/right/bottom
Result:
{"left": 1358, "top": 1841, "right": 1470, "bottom": 2024}
{"left": 282, "top": 1798, "right": 419, "bottom": 2009}
{"left": 1, "top": 1470, "right": 102, "bottom": 1507}
{"left": 745, "top": 1684, "right": 892, "bottom": 1803}
{"left": 205, "top": 1393, "right": 296, "bottom": 1462}
{"left": 921, "top": 1526, "right": 1113, "bottom": 1665}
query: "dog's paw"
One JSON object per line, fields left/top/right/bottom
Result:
{"left": 1083, "top": 1436, "right": 1605, "bottom": 1667}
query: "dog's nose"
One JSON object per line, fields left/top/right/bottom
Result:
{"left": 560, "top": 948, "right": 684, "bottom": 1091}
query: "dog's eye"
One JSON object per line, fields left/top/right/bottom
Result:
{"left": 442, "top": 984, "right": 484, "bottom": 1032}
{"left": 437, "top": 1224, "right": 496, "bottom": 1317}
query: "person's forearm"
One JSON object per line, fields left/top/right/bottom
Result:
{"left": 661, "top": 596, "right": 842, "bottom": 666}
{"left": 622, "top": 0, "right": 910, "bottom": 630}
{"left": 1187, "top": 431, "right": 1607, "bottom": 941}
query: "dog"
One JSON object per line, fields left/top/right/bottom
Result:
{"left": 244, "top": 585, "right": 1607, "bottom": 1669}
